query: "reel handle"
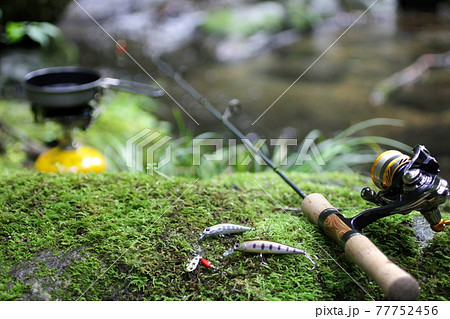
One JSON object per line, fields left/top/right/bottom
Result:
{"left": 301, "top": 193, "right": 419, "bottom": 300}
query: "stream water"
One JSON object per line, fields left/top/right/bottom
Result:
{"left": 160, "top": 14, "right": 450, "bottom": 177}
{"left": 56, "top": 3, "right": 450, "bottom": 178}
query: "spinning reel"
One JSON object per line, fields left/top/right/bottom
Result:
{"left": 349, "top": 145, "right": 449, "bottom": 232}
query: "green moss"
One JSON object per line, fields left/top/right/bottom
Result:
{"left": 0, "top": 171, "right": 448, "bottom": 300}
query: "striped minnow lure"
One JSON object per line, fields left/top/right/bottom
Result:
{"left": 198, "top": 223, "right": 254, "bottom": 241}
{"left": 224, "top": 240, "right": 315, "bottom": 269}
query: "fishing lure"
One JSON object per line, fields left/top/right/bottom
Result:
{"left": 200, "top": 258, "right": 218, "bottom": 270}
{"left": 186, "top": 254, "right": 202, "bottom": 272}
{"left": 198, "top": 223, "right": 254, "bottom": 241}
{"left": 224, "top": 240, "right": 315, "bottom": 269}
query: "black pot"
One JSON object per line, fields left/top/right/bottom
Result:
{"left": 23, "top": 66, "right": 164, "bottom": 107}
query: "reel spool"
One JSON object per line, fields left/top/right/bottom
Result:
{"left": 371, "top": 150, "right": 411, "bottom": 190}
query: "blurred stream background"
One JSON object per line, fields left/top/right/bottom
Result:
{"left": 1, "top": 0, "right": 449, "bottom": 177}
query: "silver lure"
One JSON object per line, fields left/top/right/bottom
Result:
{"left": 186, "top": 254, "right": 202, "bottom": 272}
{"left": 223, "top": 240, "right": 315, "bottom": 269}
{"left": 198, "top": 223, "right": 254, "bottom": 241}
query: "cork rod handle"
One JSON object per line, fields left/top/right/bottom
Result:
{"left": 301, "top": 193, "right": 419, "bottom": 301}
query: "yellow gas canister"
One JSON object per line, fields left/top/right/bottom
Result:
{"left": 35, "top": 146, "right": 106, "bottom": 173}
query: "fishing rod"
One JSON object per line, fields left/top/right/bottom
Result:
{"left": 152, "top": 56, "right": 449, "bottom": 300}
{"left": 154, "top": 57, "right": 307, "bottom": 199}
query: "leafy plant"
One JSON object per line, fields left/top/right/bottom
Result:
{"left": 285, "top": 118, "right": 411, "bottom": 173}
{"left": 152, "top": 118, "right": 411, "bottom": 178}
{"left": 2, "top": 21, "right": 61, "bottom": 47}
{"left": 0, "top": 93, "right": 412, "bottom": 178}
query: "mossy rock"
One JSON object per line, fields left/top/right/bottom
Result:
{"left": 0, "top": 171, "right": 448, "bottom": 300}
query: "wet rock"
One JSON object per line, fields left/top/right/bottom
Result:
{"left": 202, "top": 2, "right": 304, "bottom": 62}
{"left": 0, "top": 40, "right": 79, "bottom": 90}
{"left": 56, "top": 0, "right": 332, "bottom": 63}
{"left": 214, "top": 31, "right": 276, "bottom": 62}
{"left": 412, "top": 215, "right": 435, "bottom": 247}
{"left": 59, "top": 0, "right": 207, "bottom": 59}
{"left": 0, "top": 49, "right": 47, "bottom": 82}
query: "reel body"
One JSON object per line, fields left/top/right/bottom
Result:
{"left": 349, "top": 145, "right": 449, "bottom": 232}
